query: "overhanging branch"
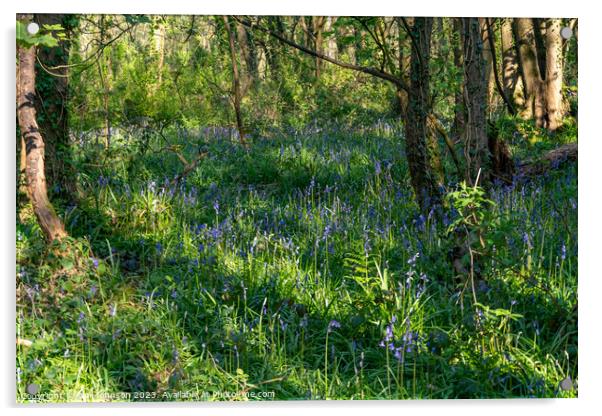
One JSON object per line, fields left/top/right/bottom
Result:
{"left": 233, "top": 16, "right": 408, "bottom": 92}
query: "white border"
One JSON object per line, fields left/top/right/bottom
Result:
{"left": 2, "top": 1, "right": 599, "bottom": 415}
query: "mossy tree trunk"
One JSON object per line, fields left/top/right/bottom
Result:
{"left": 404, "top": 17, "right": 441, "bottom": 211}
{"left": 34, "top": 14, "right": 78, "bottom": 201}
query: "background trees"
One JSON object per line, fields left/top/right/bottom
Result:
{"left": 17, "top": 14, "right": 578, "bottom": 240}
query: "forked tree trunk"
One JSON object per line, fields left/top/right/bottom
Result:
{"left": 462, "top": 17, "right": 490, "bottom": 185}
{"left": 404, "top": 17, "right": 440, "bottom": 211}
{"left": 545, "top": 18, "right": 566, "bottom": 131}
{"left": 17, "top": 44, "right": 67, "bottom": 242}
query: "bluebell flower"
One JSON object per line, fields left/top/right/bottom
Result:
{"left": 328, "top": 319, "right": 341, "bottom": 333}
{"left": 385, "top": 324, "right": 394, "bottom": 342}
{"left": 560, "top": 243, "right": 567, "bottom": 261}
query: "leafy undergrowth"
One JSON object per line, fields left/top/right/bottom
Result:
{"left": 16, "top": 122, "right": 577, "bottom": 401}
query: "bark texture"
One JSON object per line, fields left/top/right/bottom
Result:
{"left": 462, "top": 17, "right": 490, "bottom": 185}
{"left": 17, "top": 44, "right": 67, "bottom": 242}
{"left": 545, "top": 18, "right": 566, "bottom": 131}
{"left": 404, "top": 17, "right": 440, "bottom": 210}
{"left": 514, "top": 18, "right": 546, "bottom": 126}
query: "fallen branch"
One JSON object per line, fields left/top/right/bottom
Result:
{"left": 170, "top": 151, "right": 208, "bottom": 185}
{"left": 517, "top": 143, "right": 578, "bottom": 177}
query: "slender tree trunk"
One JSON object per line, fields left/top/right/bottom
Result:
{"left": 396, "top": 19, "right": 411, "bottom": 120}
{"left": 154, "top": 16, "right": 165, "bottom": 87}
{"left": 479, "top": 18, "right": 496, "bottom": 111}
{"left": 17, "top": 43, "right": 68, "bottom": 242}
{"left": 545, "top": 18, "right": 565, "bottom": 131}
{"left": 501, "top": 18, "right": 525, "bottom": 111}
{"left": 223, "top": 16, "right": 247, "bottom": 146}
{"left": 451, "top": 18, "right": 466, "bottom": 141}
{"left": 485, "top": 18, "right": 516, "bottom": 115}
{"left": 404, "top": 17, "right": 440, "bottom": 211}
{"left": 99, "top": 15, "right": 111, "bottom": 147}
{"left": 324, "top": 17, "right": 338, "bottom": 58}
{"left": 312, "top": 16, "right": 326, "bottom": 78}
{"left": 462, "top": 17, "right": 490, "bottom": 185}
{"left": 514, "top": 18, "right": 546, "bottom": 126}
{"left": 236, "top": 21, "right": 257, "bottom": 90}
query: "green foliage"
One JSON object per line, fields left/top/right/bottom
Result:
{"left": 17, "top": 20, "right": 66, "bottom": 48}
{"left": 445, "top": 181, "right": 496, "bottom": 237}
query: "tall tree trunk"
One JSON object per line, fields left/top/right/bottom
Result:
{"left": 34, "top": 14, "right": 77, "bottom": 201}
{"left": 154, "top": 16, "right": 165, "bottom": 88}
{"left": 479, "top": 18, "right": 496, "bottom": 111}
{"left": 545, "top": 18, "right": 565, "bottom": 131}
{"left": 501, "top": 18, "right": 525, "bottom": 111}
{"left": 324, "top": 17, "right": 338, "bottom": 58}
{"left": 312, "top": 16, "right": 326, "bottom": 78}
{"left": 451, "top": 18, "right": 466, "bottom": 141}
{"left": 223, "top": 16, "right": 247, "bottom": 145}
{"left": 485, "top": 18, "right": 516, "bottom": 116}
{"left": 236, "top": 21, "right": 257, "bottom": 90}
{"left": 514, "top": 18, "right": 546, "bottom": 127}
{"left": 99, "top": 15, "right": 111, "bottom": 147}
{"left": 396, "top": 19, "right": 411, "bottom": 120}
{"left": 17, "top": 42, "right": 68, "bottom": 242}
{"left": 462, "top": 17, "right": 490, "bottom": 185}
{"left": 404, "top": 17, "right": 440, "bottom": 211}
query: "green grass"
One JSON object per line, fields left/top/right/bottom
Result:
{"left": 16, "top": 120, "right": 577, "bottom": 401}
